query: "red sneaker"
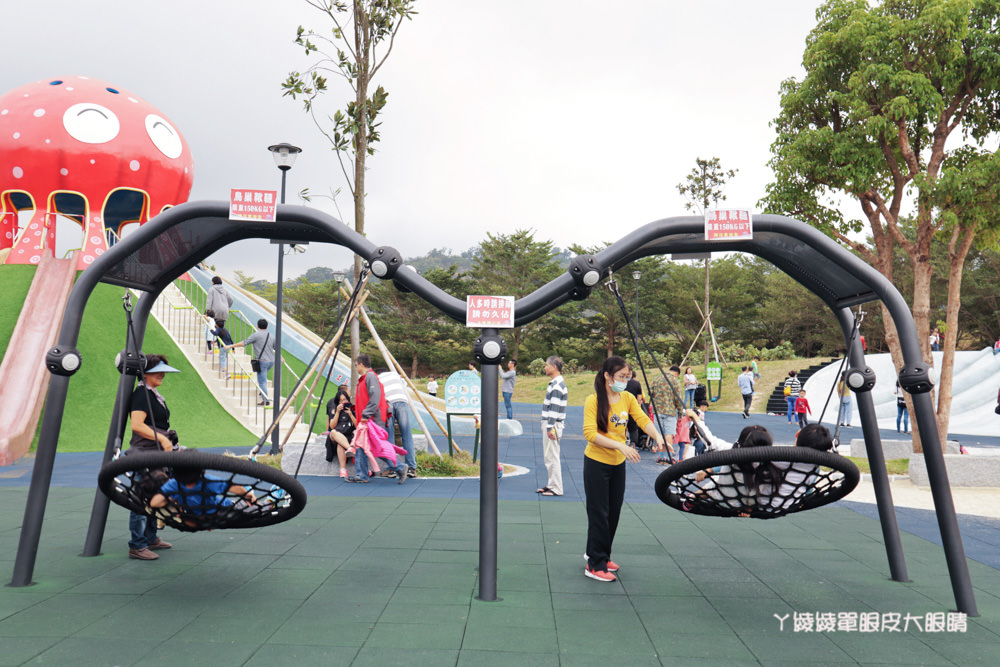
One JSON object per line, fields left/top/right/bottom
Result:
{"left": 584, "top": 554, "right": 618, "bottom": 572}
{"left": 584, "top": 564, "right": 616, "bottom": 582}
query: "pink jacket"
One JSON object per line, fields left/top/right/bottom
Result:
{"left": 353, "top": 421, "right": 407, "bottom": 471}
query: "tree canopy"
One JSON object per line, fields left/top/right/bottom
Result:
{"left": 761, "top": 0, "right": 1000, "bottom": 445}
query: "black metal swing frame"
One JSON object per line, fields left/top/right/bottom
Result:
{"left": 10, "top": 201, "right": 977, "bottom": 616}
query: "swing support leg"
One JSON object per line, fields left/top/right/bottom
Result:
{"left": 83, "top": 293, "right": 155, "bottom": 557}
{"left": 476, "top": 329, "right": 501, "bottom": 602}
{"left": 836, "top": 309, "right": 908, "bottom": 584}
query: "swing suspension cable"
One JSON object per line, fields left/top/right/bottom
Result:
{"left": 816, "top": 307, "right": 865, "bottom": 444}
{"left": 121, "top": 293, "right": 170, "bottom": 456}
{"left": 248, "top": 265, "right": 371, "bottom": 462}
{"left": 605, "top": 272, "right": 708, "bottom": 457}
{"left": 287, "top": 267, "right": 371, "bottom": 478}
{"left": 105, "top": 295, "right": 309, "bottom": 532}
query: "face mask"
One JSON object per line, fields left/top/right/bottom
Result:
{"left": 611, "top": 380, "right": 628, "bottom": 393}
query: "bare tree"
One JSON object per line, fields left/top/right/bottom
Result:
{"left": 282, "top": 0, "right": 416, "bottom": 382}
{"left": 676, "top": 157, "right": 738, "bottom": 368}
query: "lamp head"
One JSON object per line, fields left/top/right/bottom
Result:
{"left": 267, "top": 142, "right": 302, "bottom": 170}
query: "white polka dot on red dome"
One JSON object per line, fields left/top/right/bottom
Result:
{"left": 129, "top": 160, "right": 140, "bottom": 171}
{"left": 33, "top": 109, "right": 45, "bottom": 117}
{"left": 90, "top": 236, "right": 100, "bottom": 244}
{"left": 60, "top": 168, "right": 68, "bottom": 175}
{"left": 83, "top": 255, "right": 94, "bottom": 264}
{"left": 12, "top": 166, "right": 23, "bottom": 178}
{"left": 13, "top": 132, "right": 20, "bottom": 139}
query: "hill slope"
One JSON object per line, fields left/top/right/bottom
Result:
{"left": 0, "top": 264, "right": 257, "bottom": 455}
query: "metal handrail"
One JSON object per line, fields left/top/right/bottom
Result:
{"left": 163, "top": 277, "right": 324, "bottom": 436}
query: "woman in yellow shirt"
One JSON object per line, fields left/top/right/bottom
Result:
{"left": 582, "top": 356, "right": 666, "bottom": 582}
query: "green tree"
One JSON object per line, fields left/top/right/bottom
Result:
{"left": 285, "top": 280, "right": 344, "bottom": 334}
{"left": 468, "top": 230, "right": 564, "bottom": 360}
{"left": 282, "top": 0, "right": 417, "bottom": 382}
{"left": 676, "top": 156, "right": 738, "bottom": 369}
{"left": 958, "top": 247, "right": 1000, "bottom": 346}
{"left": 760, "top": 0, "right": 1000, "bottom": 447}
{"left": 365, "top": 266, "right": 473, "bottom": 376}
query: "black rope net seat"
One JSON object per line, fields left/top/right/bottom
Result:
{"left": 654, "top": 446, "right": 860, "bottom": 519}
{"left": 98, "top": 450, "right": 307, "bottom": 532}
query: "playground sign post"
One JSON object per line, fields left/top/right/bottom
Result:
{"left": 465, "top": 295, "right": 514, "bottom": 328}
{"left": 706, "top": 360, "right": 723, "bottom": 402}
{"left": 705, "top": 209, "right": 752, "bottom": 241}
{"left": 229, "top": 189, "right": 277, "bottom": 221}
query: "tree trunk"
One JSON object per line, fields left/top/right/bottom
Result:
{"left": 937, "top": 224, "right": 977, "bottom": 447}
{"left": 703, "top": 258, "right": 710, "bottom": 369}
{"left": 350, "top": 2, "right": 370, "bottom": 388}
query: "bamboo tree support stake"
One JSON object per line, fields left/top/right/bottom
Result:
{"left": 338, "top": 281, "right": 462, "bottom": 455}
{"left": 277, "top": 292, "right": 369, "bottom": 448}
{"left": 263, "top": 291, "right": 370, "bottom": 448}
{"left": 679, "top": 307, "right": 712, "bottom": 368}
{"left": 694, "top": 300, "right": 728, "bottom": 368}
{"left": 356, "top": 304, "right": 444, "bottom": 455}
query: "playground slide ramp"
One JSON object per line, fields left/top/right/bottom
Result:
{"left": 804, "top": 349, "right": 1000, "bottom": 437}
{"left": 0, "top": 253, "right": 76, "bottom": 465}
{"left": 189, "top": 268, "right": 519, "bottom": 438}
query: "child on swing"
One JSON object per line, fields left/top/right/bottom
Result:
{"left": 148, "top": 463, "right": 263, "bottom": 528}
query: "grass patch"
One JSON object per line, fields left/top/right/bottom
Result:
{"left": 846, "top": 456, "right": 909, "bottom": 475}
{"left": 41, "top": 282, "right": 256, "bottom": 453}
{"left": 250, "top": 452, "right": 283, "bottom": 471}
{"left": 417, "top": 449, "right": 480, "bottom": 477}
{"left": 238, "top": 450, "right": 515, "bottom": 479}
{"left": 412, "top": 356, "right": 837, "bottom": 415}
{"left": 414, "top": 450, "right": 515, "bottom": 478}
{"left": 0, "top": 265, "right": 37, "bottom": 364}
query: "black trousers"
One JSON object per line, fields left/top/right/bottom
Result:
{"left": 584, "top": 455, "right": 627, "bottom": 572}
{"left": 742, "top": 392, "right": 753, "bottom": 415}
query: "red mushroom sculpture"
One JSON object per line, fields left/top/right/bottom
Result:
{"left": 0, "top": 76, "right": 194, "bottom": 270}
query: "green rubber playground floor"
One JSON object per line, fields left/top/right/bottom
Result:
{"left": 2, "top": 488, "right": 999, "bottom": 666}
{"left": 2, "top": 404, "right": 999, "bottom": 665}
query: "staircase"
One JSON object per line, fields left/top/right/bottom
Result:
{"left": 148, "top": 283, "right": 315, "bottom": 449}
{"left": 765, "top": 358, "right": 841, "bottom": 414}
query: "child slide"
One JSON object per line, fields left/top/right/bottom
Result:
{"left": 0, "top": 253, "right": 76, "bottom": 465}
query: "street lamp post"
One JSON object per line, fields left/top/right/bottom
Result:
{"left": 267, "top": 143, "right": 302, "bottom": 455}
{"left": 632, "top": 270, "right": 641, "bottom": 334}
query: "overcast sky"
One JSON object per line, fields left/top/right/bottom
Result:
{"left": 2, "top": 0, "right": 826, "bottom": 281}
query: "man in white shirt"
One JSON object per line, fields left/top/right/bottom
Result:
{"left": 379, "top": 369, "right": 417, "bottom": 478}
{"left": 538, "top": 356, "right": 568, "bottom": 497}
